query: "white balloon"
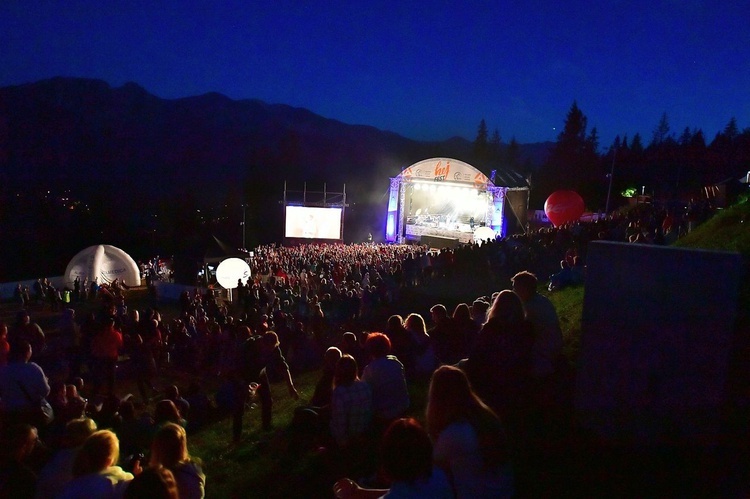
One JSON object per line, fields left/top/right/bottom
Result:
{"left": 473, "top": 227, "right": 497, "bottom": 245}
{"left": 216, "top": 258, "right": 251, "bottom": 289}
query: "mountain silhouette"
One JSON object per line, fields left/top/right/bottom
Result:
{"left": 0, "top": 77, "right": 549, "bottom": 280}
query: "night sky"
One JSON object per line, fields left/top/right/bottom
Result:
{"left": 2, "top": 0, "right": 748, "bottom": 147}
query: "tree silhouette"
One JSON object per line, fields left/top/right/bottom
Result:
{"left": 534, "top": 102, "right": 603, "bottom": 208}
{"left": 651, "top": 112, "right": 671, "bottom": 147}
{"left": 473, "top": 118, "right": 489, "bottom": 164}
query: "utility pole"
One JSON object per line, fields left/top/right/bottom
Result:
{"left": 242, "top": 204, "right": 247, "bottom": 251}
{"left": 605, "top": 145, "right": 617, "bottom": 215}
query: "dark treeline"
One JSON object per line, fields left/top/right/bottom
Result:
{"left": 473, "top": 104, "right": 750, "bottom": 210}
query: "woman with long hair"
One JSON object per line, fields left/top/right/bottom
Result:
{"left": 149, "top": 423, "right": 205, "bottom": 499}
{"left": 426, "top": 365, "right": 514, "bottom": 498}
{"left": 452, "top": 302, "right": 480, "bottom": 355}
{"left": 464, "top": 290, "right": 533, "bottom": 419}
{"left": 404, "top": 313, "right": 437, "bottom": 379}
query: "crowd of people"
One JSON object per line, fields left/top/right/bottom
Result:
{"left": 0, "top": 202, "right": 704, "bottom": 497}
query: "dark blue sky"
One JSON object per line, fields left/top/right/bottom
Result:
{"left": 2, "top": 0, "right": 748, "bottom": 147}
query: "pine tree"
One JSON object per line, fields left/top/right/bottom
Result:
{"left": 535, "top": 101, "right": 602, "bottom": 207}
{"left": 724, "top": 117, "right": 739, "bottom": 142}
{"left": 473, "top": 119, "right": 489, "bottom": 162}
{"left": 651, "top": 112, "right": 671, "bottom": 146}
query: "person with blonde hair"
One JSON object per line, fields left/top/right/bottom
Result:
{"left": 427, "top": 365, "right": 514, "bottom": 498}
{"left": 59, "top": 429, "right": 133, "bottom": 499}
{"left": 150, "top": 422, "right": 205, "bottom": 499}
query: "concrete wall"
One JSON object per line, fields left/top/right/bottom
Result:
{"left": 575, "top": 241, "right": 743, "bottom": 445}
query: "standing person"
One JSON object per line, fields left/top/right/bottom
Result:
{"left": 427, "top": 365, "right": 514, "bottom": 498}
{"left": 90, "top": 318, "right": 123, "bottom": 397}
{"left": 464, "top": 290, "right": 534, "bottom": 420}
{"left": 149, "top": 423, "right": 205, "bottom": 499}
{"left": 452, "top": 302, "right": 479, "bottom": 359}
{"left": 0, "top": 340, "right": 52, "bottom": 428}
{"left": 427, "top": 304, "right": 458, "bottom": 365}
{"left": 510, "top": 271, "right": 564, "bottom": 380}
{"left": 257, "top": 331, "right": 299, "bottom": 429}
{"left": 131, "top": 333, "right": 158, "bottom": 404}
{"left": 361, "top": 333, "right": 409, "bottom": 434}
{"left": 404, "top": 313, "right": 438, "bottom": 379}
{"left": 14, "top": 283, "right": 26, "bottom": 308}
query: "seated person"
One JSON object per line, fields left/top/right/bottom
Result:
{"left": 333, "top": 418, "right": 453, "bottom": 498}
{"left": 58, "top": 429, "right": 134, "bottom": 499}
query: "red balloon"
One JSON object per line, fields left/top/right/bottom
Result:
{"left": 544, "top": 190, "right": 584, "bottom": 227}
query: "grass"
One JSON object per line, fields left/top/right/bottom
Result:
{"left": 674, "top": 195, "right": 750, "bottom": 254}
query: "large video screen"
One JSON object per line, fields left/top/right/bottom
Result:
{"left": 285, "top": 206, "right": 342, "bottom": 239}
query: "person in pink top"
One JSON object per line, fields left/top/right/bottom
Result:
{"left": 90, "top": 318, "right": 123, "bottom": 397}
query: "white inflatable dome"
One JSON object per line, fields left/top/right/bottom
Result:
{"left": 65, "top": 244, "right": 141, "bottom": 288}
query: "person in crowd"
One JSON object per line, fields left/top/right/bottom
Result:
{"left": 154, "top": 400, "right": 186, "bottom": 429}
{"left": 90, "top": 317, "right": 124, "bottom": 397}
{"left": 14, "top": 283, "right": 27, "bottom": 308}
{"left": 361, "top": 333, "right": 409, "bottom": 433}
{"left": 403, "top": 313, "right": 438, "bottom": 379}
{"left": 383, "top": 315, "right": 416, "bottom": 374}
{"left": 511, "top": 271, "right": 565, "bottom": 380}
{"left": 452, "top": 302, "right": 479, "bottom": 360}
{"left": 548, "top": 259, "right": 574, "bottom": 291}
{"left": 58, "top": 429, "right": 134, "bottom": 499}
{"left": 256, "top": 331, "right": 300, "bottom": 430}
{"left": 340, "top": 332, "right": 365, "bottom": 375}
{"left": 11, "top": 310, "right": 46, "bottom": 360}
{"left": 330, "top": 354, "right": 372, "bottom": 449}
{"left": 0, "top": 423, "right": 40, "bottom": 497}
{"left": 470, "top": 299, "right": 490, "bottom": 328}
{"left": 464, "top": 290, "right": 534, "bottom": 420}
{"left": 36, "top": 417, "right": 98, "bottom": 499}
{"left": 333, "top": 418, "right": 453, "bottom": 499}
{"left": 0, "top": 339, "right": 52, "bottom": 427}
{"left": 428, "top": 304, "right": 459, "bottom": 364}
{"left": 130, "top": 331, "right": 159, "bottom": 404}
{"left": 165, "top": 385, "right": 190, "bottom": 420}
{"left": 0, "top": 321, "right": 10, "bottom": 366}
{"left": 124, "top": 466, "right": 179, "bottom": 499}
{"left": 149, "top": 423, "right": 205, "bottom": 499}
{"left": 310, "top": 346, "right": 342, "bottom": 410}
{"left": 427, "top": 365, "right": 514, "bottom": 498}
{"left": 117, "top": 400, "right": 153, "bottom": 458}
